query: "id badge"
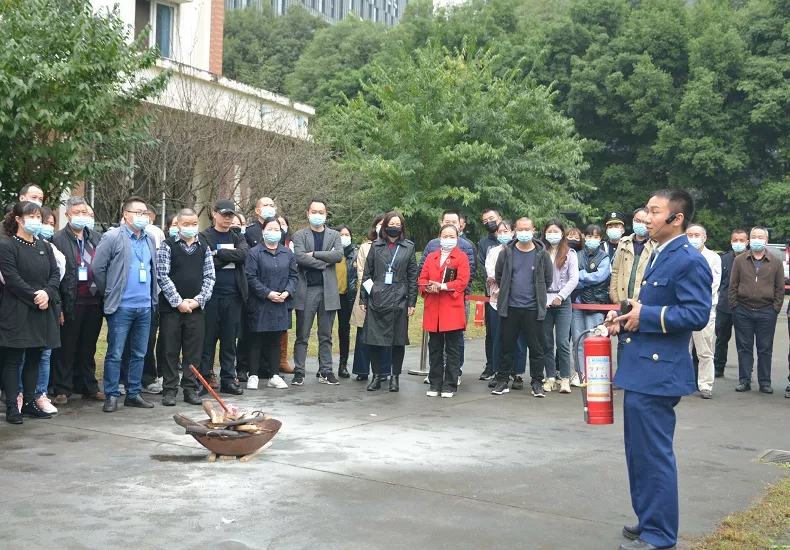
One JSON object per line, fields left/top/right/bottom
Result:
{"left": 139, "top": 269, "right": 147, "bottom": 283}
{"left": 78, "top": 266, "right": 88, "bottom": 282}
{"left": 384, "top": 271, "right": 393, "bottom": 285}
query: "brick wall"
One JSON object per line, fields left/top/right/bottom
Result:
{"left": 209, "top": 0, "right": 224, "bottom": 75}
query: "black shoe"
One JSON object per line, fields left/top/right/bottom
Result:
{"left": 367, "top": 375, "right": 382, "bottom": 391}
{"left": 291, "top": 374, "right": 304, "bottom": 386}
{"left": 760, "top": 385, "right": 773, "bottom": 394}
{"left": 320, "top": 373, "right": 340, "bottom": 385}
{"left": 479, "top": 367, "right": 494, "bottom": 380}
{"left": 622, "top": 525, "right": 641, "bottom": 541}
{"left": 619, "top": 540, "right": 674, "bottom": 550}
{"left": 735, "top": 383, "right": 751, "bottom": 392}
{"left": 162, "top": 391, "right": 176, "bottom": 407}
{"left": 488, "top": 377, "right": 498, "bottom": 388}
{"left": 389, "top": 375, "right": 400, "bottom": 392}
{"left": 236, "top": 372, "right": 248, "bottom": 383}
{"left": 197, "top": 386, "right": 209, "bottom": 397}
{"left": 5, "top": 405, "right": 22, "bottom": 424}
{"left": 491, "top": 381, "right": 509, "bottom": 395}
{"left": 124, "top": 394, "right": 154, "bottom": 408}
{"left": 338, "top": 361, "right": 350, "bottom": 379}
{"left": 531, "top": 381, "right": 545, "bottom": 398}
{"left": 21, "top": 400, "right": 52, "bottom": 419}
{"left": 356, "top": 374, "right": 369, "bottom": 381}
{"left": 183, "top": 389, "right": 202, "bottom": 406}
{"left": 512, "top": 376, "right": 524, "bottom": 390}
{"left": 714, "top": 371, "right": 725, "bottom": 378}
{"left": 220, "top": 383, "right": 243, "bottom": 395}
{"left": 103, "top": 396, "right": 118, "bottom": 413}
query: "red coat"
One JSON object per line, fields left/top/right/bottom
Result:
{"left": 419, "top": 247, "right": 470, "bottom": 333}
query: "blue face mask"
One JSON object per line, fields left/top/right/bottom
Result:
{"left": 39, "top": 224, "right": 54, "bottom": 240}
{"left": 497, "top": 234, "right": 512, "bottom": 245}
{"left": 632, "top": 222, "right": 648, "bottom": 237}
{"left": 180, "top": 227, "right": 198, "bottom": 239}
{"left": 440, "top": 238, "right": 457, "bottom": 251}
{"left": 516, "top": 230, "right": 533, "bottom": 243}
{"left": 70, "top": 215, "right": 91, "bottom": 231}
{"left": 545, "top": 233, "right": 562, "bottom": 245}
{"left": 169, "top": 227, "right": 179, "bottom": 238}
{"left": 132, "top": 215, "right": 149, "bottom": 231}
{"left": 585, "top": 238, "right": 601, "bottom": 250}
{"left": 22, "top": 218, "right": 42, "bottom": 236}
{"left": 750, "top": 238, "right": 766, "bottom": 252}
{"left": 688, "top": 237, "right": 703, "bottom": 250}
{"left": 309, "top": 214, "right": 326, "bottom": 228}
{"left": 85, "top": 218, "right": 95, "bottom": 230}
{"left": 732, "top": 242, "right": 746, "bottom": 254}
{"left": 260, "top": 206, "right": 276, "bottom": 219}
{"left": 264, "top": 230, "right": 282, "bottom": 244}
{"left": 240, "top": 226, "right": 246, "bottom": 235}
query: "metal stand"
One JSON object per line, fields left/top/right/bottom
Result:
{"left": 408, "top": 330, "right": 430, "bottom": 376}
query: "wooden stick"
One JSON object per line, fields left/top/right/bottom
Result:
{"left": 208, "top": 452, "right": 217, "bottom": 463}
{"left": 240, "top": 441, "right": 273, "bottom": 463}
{"left": 219, "top": 455, "right": 237, "bottom": 461}
{"left": 189, "top": 365, "right": 229, "bottom": 412}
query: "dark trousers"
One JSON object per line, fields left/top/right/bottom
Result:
{"left": 713, "top": 310, "right": 732, "bottom": 374}
{"left": 200, "top": 295, "right": 242, "bottom": 384}
{"left": 496, "top": 307, "right": 544, "bottom": 384}
{"left": 159, "top": 310, "right": 204, "bottom": 392}
{"left": 236, "top": 306, "right": 249, "bottom": 374}
{"left": 52, "top": 303, "right": 103, "bottom": 397}
{"left": 351, "top": 329, "right": 392, "bottom": 376}
{"left": 733, "top": 305, "right": 777, "bottom": 387}
{"left": 624, "top": 390, "right": 681, "bottom": 548}
{"left": 248, "top": 330, "right": 284, "bottom": 378}
{"left": 484, "top": 303, "right": 494, "bottom": 370}
{"left": 428, "top": 330, "right": 462, "bottom": 392}
{"left": 121, "top": 310, "right": 159, "bottom": 387}
{"left": 338, "top": 294, "right": 352, "bottom": 365}
{"left": 371, "top": 345, "right": 404, "bottom": 376}
{"left": 2, "top": 347, "right": 43, "bottom": 407}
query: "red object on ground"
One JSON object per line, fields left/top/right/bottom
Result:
{"left": 474, "top": 301, "right": 484, "bottom": 327}
{"left": 583, "top": 335, "right": 614, "bottom": 425}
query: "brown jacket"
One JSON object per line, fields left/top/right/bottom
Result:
{"left": 728, "top": 250, "right": 784, "bottom": 313}
{"left": 609, "top": 235, "right": 655, "bottom": 303}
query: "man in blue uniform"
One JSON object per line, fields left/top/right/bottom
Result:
{"left": 607, "top": 189, "right": 712, "bottom": 550}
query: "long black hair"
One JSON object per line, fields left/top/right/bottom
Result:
{"left": 3, "top": 201, "right": 41, "bottom": 237}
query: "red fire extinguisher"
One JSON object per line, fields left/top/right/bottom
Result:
{"left": 574, "top": 325, "right": 614, "bottom": 425}
{"left": 474, "top": 301, "right": 484, "bottom": 327}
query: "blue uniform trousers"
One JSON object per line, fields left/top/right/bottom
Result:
{"left": 624, "top": 390, "right": 681, "bottom": 548}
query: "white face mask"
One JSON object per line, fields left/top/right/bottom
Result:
{"left": 340, "top": 235, "right": 352, "bottom": 248}
{"left": 260, "top": 206, "right": 276, "bottom": 219}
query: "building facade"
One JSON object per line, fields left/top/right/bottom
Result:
{"left": 225, "top": 0, "right": 406, "bottom": 26}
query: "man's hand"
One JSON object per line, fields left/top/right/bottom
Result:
{"left": 604, "top": 310, "right": 620, "bottom": 336}
{"left": 185, "top": 299, "right": 200, "bottom": 310}
{"left": 59, "top": 312, "right": 65, "bottom": 326}
{"left": 551, "top": 296, "right": 562, "bottom": 307}
{"left": 359, "top": 304, "right": 366, "bottom": 313}
{"left": 614, "top": 299, "right": 641, "bottom": 332}
{"left": 407, "top": 307, "right": 415, "bottom": 316}
{"left": 177, "top": 301, "right": 192, "bottom": 313}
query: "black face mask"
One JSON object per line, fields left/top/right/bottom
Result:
{"left": 567, "top": 239, "right": 581, "bottom": 251}
{"left": 385, "top": 226, "right": 402, "bottom": 238}
{"left": 230, "top": 226, "right": 241, "bottom": 236}
{"left": 485, "top": 221, "right": 498, "bottom": 233}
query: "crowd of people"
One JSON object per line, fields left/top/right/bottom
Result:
{"left": 1, "top": 185, "right": 788, "bottom": 424}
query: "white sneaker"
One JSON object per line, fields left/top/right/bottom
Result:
{"left": 426, "top": 389, "right": 439, "bottom": 397}
{"left": 457, "top": 376, "right": 461, "bottom": 386}
{"left": 543, "top": 378, "right": 555, "bottom": 393}
{"left": 247, "top": 375, "right": 259, "bottom": 390}
{"left": 268, "top": 375, "right": 288, "bottom": 389}
{"left": 423, "top": 376, "right": 430, "bottom": 384}
{"left": 570, "top": 372, "right": 582, "bottom": 387}
{"left": 37, "top": 394, "right": 57, "bottom": 414}
{"left": 143, "top": 382, "right": 162, "bottom": 394}
{"left": 559, "top": 378, "right": 571, "bottom": 394}
{"left": 441, "top": 391, "right": 453, "bottom": 398}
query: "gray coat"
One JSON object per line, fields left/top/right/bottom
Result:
{"left": 292, "top": 226, "right": 343, "bottom": 311}
{"left": 495, "top": 239, "right": 553, "bottom": 320}
{"left": 93, "top": 225, "right": 158, "bottom": 315}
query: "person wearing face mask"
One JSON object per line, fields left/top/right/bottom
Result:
{"left": 571, "top": 224, "right": 611, "bottom": 387}
{"left": 360, "top": 211, "right": 418, "bottom": 392}
{"left": 609, "top": 208, "right": 655, "bottom": 369}
{"left": 245, "top": 197, "right": 277, "bottom": 248}
{"left": 51, "top": 196, "right": 104, "bottom": 406}
{"left": 713, "top": 229, "right": 749, "bottom": 378}
{"left": 684, "top": 224, "right": 721, "bottom": 399}
{"left": 478, "top": 208, "right": 502, "bottom": 381}
{"left": 166, "top": 214, "right": 179, "bottom": 239}
{"left": 350, "top": 213, "right": 393, "bottom": 381}
{"left": 541, "top": 219, "right": 579, "bottom": 394}
{"left": 292, "top": 199, "right": 344, "bottom": 386}
{"left": 156, "top": 208, "right": 216, "bottom": 406}
{"left": 332, "top": 225, "right": 357, "bottom": 379}
{"left": 729, "top": 226, "right": 784, "bottom": 394}
{"left": 566, "top": 227, "right": 582, "bottom": 252}
{"left": 18, "top": 184, "right": 45, "bottom": 207}
{"left": 231, "top": 211, "right": 250, "bottom": 383}
{"left": 245, "top": 217, "right": 298, "bottom": 391}
{"left": 419, "top": 224, "right": 471, "bottom": 398}
{"left": 602, "top": 211, "right": 627, "bottom": 261}
{"left": 0, "top": 202, "right": 61, "bottom": 424}
{"left": 92, "top": 197, "right": 158, "bottom": 412}
{"left": 276, "top": 214, "right": 296, "bottom": 375}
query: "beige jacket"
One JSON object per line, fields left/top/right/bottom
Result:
{"left": 609, "top": 235, "right": 655, "bottom": 303}
{"left": 350, "top": 240, "right": 372, "bottom": 327}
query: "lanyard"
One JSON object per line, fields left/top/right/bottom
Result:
{"left": 129, "top": 232, "right": 147, "bottom": 267}
{"left": 387, "top": 244, "right": 400, "bottom": 272}
{"left": 76, "top": 237, "right": 85, "bottom": 266}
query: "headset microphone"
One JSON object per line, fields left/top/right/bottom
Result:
{"left": 665, "top": 213, "right": 677, "bottom": 225}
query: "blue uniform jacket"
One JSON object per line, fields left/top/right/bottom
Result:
{"left": 613, "top": 235, "right": 712, "bottom": 397}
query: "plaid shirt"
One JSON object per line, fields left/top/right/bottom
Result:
{"left": 156, "top": 237, "right": 215, "bottom": 308}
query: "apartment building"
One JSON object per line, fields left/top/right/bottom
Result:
{"left": 225, "top": 0, "right": 406, "bottom": 26}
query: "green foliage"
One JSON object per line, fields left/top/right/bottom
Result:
{"left": 0, "top": 0, "right": 168, "bottom": 205}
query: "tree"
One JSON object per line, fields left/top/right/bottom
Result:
{"left": 320, "top": 42, "right": 591, "bottom": 244}
{"left": 0, "top": 0, "right": 168, "bottom": 205}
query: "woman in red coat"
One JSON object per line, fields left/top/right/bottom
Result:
{"left": 418, "top": 225, "right": 470, "bottom": 398}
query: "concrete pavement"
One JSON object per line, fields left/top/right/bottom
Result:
{"left": 1, "top": 316, "right": 789, "bottom": 549}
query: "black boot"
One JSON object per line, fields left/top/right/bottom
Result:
{"left": 21, "top": 400, "right": 52, "bottom": 419}
{"left": 367, "top": 375, "right": 382, "bottom": 391}
{"left": 389, "top": 375, "right": 400, "bottom": 392}
{"left": 5, "top": 405, "right": 22, "bottom": 424}
{"left": 162, "top": 390, "right": 176, "bottom": 407}
{"left": 338, "top": 359, "right": 350, "bottom": 379}
{"left": 183, "top": 389, "right": 202, "bottom": 406}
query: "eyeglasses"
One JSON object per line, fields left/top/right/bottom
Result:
{"left": 125, "top": 210, "right": 147, "bottom": 216}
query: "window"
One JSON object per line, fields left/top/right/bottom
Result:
{"left": 338, "top": 0, "right": 343, "bottom": 18}
{"left": 154, "top": 2, "right": 175, "bottom": 58}
{"left": 330, "top": 0, "right": 335, "bottom": 17}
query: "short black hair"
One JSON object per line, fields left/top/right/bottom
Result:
{"left": 482, "top": 208, "right": 499, "bottom": 217}
{"left": 441, "top": 210, "right": 461, "bottom": 221}
{"left": 584, "top": 224, "right": 602, "bottom": 237}
{"left": 122, "top": 196, "right": 147, "bottom": 213}
{"left": 731, "top": 228, "right": 748, "bottom": 237}
{"left": 335, "top": 224, "right": 352, "bottom": 240}
{"left": 633, "top": 207, "right": 648, "bottom": 217}
{"left": 652, "top": 188, "right": 694, "bottom": 230}
{"left": 18, "top": 184, "right": 43, "bottom": 198}
{"left": 306, "top": 199, "right": 327, "bottom": 211}
{"left": 146, "top": 204, "right": 157, "bottom": 215}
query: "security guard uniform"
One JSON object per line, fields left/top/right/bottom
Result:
{"left": 613, "top": 234, "right": 712, "bottom": 549}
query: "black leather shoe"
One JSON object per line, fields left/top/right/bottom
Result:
{"left": 5, "top": 405, "right": 22, "bottom": 424}
{"left": 389, "top": 375, "right": 400, "bottom": 392}
{"left": 367, "top": 375, "right": 382, "bottom": 391}
{"left": 619, "top": 540, "right": 674, "bottom": 550}
{"left": 220, "top": 383, "right": 243, "bottom": 395}
{"left": 183, "top": 389, "right": 202, "bottom": 405}
{"left": 622, "top": 525, "right": 641, "bottom": 540}
{"left": 356, "top": 374, "right": 368, "bottom": 381}
{"left": 124, "top": 394, "right": 154, "bottom": 408}
{"left": 21, "top": 401, "right": 52, "bottom": 419}
{"left": 162, "top": 391, "right": 176, "bottom": 407}
{"left": 103, "top": 396, "right": 118, "bottom": 413}
{"left": 338, "top": 361, "right": 350, "bottom": 379}
{"left": 735, "top": 383, "right": 751, "bottom": 392}
{"left": 714, "top": 371, "right": 724, "bottom": 378}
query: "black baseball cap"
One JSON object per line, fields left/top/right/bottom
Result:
{"left": 214, "top": 200, "right": 237, "bottom": 215}
{"left": 605, "top": 211, "right": 627, "bottom": 226}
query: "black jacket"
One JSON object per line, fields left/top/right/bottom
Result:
{"left": 495, "top": 239, "right": 553, "bottom": 320}
{"left": 200, "top": 227, "right": 250, "bottom": 301}
{"left": 52, "top": 226, "right": 102, "bottom": 318}
{"left": 717, "top": 250, "right": 735, "bottom": 314}
{"left": 244, "top": 220, "right": 264, "bottom": 249}
{"left": 344, "top": 245, "right": 358, "bottom": 306}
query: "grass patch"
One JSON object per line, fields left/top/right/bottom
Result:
{"left": 687, "top": 465, "right": 790, "bottom": 550}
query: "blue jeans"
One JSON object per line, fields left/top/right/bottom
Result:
{"left": 571, "top": 309, "right": 605, "bottom": 376}
{"left": 543, "top": 299, "right": 572, "bottom": 379}
{"left": 490, "top": 309, "right": 527, "bottom": 375}
{"left": 105, "top": 307, "right": 152, "bottom": 398}
{"left": 18, "top": 349, "right": 51, "bottom": 397}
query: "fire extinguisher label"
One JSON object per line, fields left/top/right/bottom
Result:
{"left": 586, "top": 356, "right": 612, "bottom": 402}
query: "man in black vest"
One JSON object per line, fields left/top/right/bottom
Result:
{"left": 156, "top": 208, "right": 216, "bottom": 406}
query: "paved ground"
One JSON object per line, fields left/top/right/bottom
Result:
{"left": 1, "top": 315, "right": 789, "bottom": 550}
